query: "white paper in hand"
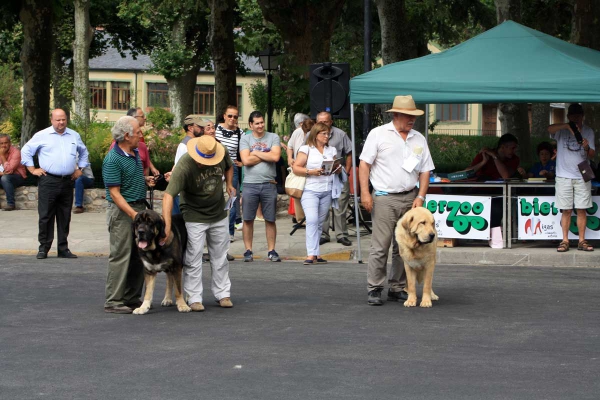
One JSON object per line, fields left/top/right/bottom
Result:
{"left": 224, "top": 196, "right": 237, "bottom": 211}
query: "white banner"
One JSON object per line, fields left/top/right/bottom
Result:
{"left": 424, "top": 195, "right": 492, "bottom": 240}
{"left": 517, "top": 196, "right": 600, "bottom": 240}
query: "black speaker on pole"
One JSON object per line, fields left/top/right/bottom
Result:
{"left": 309, "top": 62, "right": 350, "bottom": 119}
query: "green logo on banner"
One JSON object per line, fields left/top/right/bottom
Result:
{"left": 426, "top": 200, "right": 488, "bottom": 235}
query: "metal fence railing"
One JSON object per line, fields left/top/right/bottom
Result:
{"left": 429, "top": 129, "right": 501, "bottom": 137}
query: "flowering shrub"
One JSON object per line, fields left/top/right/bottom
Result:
{"left": 144, "top": 127, "right": 183, "bottom": 166}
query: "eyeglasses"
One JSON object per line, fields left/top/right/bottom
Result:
{"left": 227, "top": 114, "right": 239, "bottom": 119}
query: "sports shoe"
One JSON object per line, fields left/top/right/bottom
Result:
{"left": 218, "top": 297, "right": 233, "bottom": 308}
{"left": 235, "top": 222, "right": 243, "bottom": 231}
{"left": 243, "top": 250, "right": 253, "bottom": 262}
{"left": 367, "top": 289, "right": 383, "bottom": 306}
{"left": 189, "top": 302, "right": 205, "bottom": 312}
{"left": 387, "top": 288, "right": 408, "bottom": 302}
{"left": 268, "top": 250, "right": 281, "bottom": 262}
{"left": 230, "top": 234, "right": 235, "bottom": 242}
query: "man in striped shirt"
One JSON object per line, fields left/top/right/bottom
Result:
{"left": 102, "top": 116, "right": 155, "bottom": 314}
{"left": 216, "top": 105, "right": 243, "bottom": 240}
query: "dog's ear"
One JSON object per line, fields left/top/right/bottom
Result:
{"left": 402, "top": 215, "right": 414, "bottom": 232}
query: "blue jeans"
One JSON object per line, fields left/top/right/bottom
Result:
{"left": 300, "top": 189, "right": 332, "bottom": 257}
{"left": 229, "top": 166, "right": 241, "bottom": 235}
{"left": 74, "top": 175, "right": 94, "bottom": 207}
{"left": 1, "top": 174, "right": 25, "bottom": 206}
{"left": 172, "top": 195, "right": 181, "bottom": 215}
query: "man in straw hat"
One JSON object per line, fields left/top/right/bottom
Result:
{"left": 161, "top": 135, "right": 235, "bottom": 311}
{"left": 359, "top": 95, "right": 435, "bottom": 306}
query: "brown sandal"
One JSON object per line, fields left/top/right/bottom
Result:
{"left": 577, "top": 240, "right": 594, "bottom": 252}
{"left": 557, "top": 241, "right": 569, "bottom": 252}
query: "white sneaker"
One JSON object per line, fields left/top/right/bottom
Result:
{"left": 235, "top": 222, "right": 243, "bottom": 231}
{"left": 230, "top": 234, "right": 235, "bottom": 242}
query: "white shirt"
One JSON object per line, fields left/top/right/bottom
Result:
{"left": 174, "top": 143, "right": 187, "bottom": 165}
{"left": 298, "top": 144, "right": 337, "bottom": 192}
{"left": 287, "top": 127, "right": 308, "bottom": 159}
{"left": 359, "top": 122, "right": 434, "bottom": 193}
{"left": 552, "top": 125, "right": 595, "bottom": 179}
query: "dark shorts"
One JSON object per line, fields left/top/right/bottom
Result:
{"left": 242, "top": 182, "right": 277, "bottom": 222}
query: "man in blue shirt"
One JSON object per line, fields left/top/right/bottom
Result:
{"left": 21, "top": 109, "right": 90, "bottom": 259}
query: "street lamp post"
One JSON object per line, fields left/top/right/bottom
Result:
{"left": 259, "top": 45, "right": 280, "bottom": 133}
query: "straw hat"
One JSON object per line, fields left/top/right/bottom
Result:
{"left": 386, "top": 95, "right": 424, "bottom": 116}
{"left": 186, "top": 135, "right": 225, "bottom": 166}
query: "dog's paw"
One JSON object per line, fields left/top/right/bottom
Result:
{"left": 161, "top": 299, "right": 173, "bottom": 307}
{"left": 420, "top": 299, "right": 433, "bottom": 308}
{"left": 177, "top": 304, "right": 192, "bottom": 313}
{"left": 431, "top": 292, "right": 439, "bottom": 301}
{"left": 133, "top": 306, "right": 150, "bottom": 315}
{"left": 404, "top": 298, "right": 417, "bottom": 307}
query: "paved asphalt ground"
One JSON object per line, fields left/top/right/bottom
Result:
{"left": 1, "top": 255, "right": 600, "bottom": 400}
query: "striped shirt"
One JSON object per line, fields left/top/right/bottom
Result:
{"left": 215, "top": 124, "right": 242, "bottom": 159}
{"left": 102, "top": 145, "right": 147, "bottom": 203}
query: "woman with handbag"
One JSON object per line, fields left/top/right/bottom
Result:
{"left": 292, "top": 122, "right": 339, "bottom": 265}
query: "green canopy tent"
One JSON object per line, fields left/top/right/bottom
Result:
{"left": 347, "top": 20, "right": 600, "bottom": 260}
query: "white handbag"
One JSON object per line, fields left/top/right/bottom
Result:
{"left": 285, "top": 169, "right": 306, "bottom": 199}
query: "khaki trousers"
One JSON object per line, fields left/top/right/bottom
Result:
{"left": 367, "top": 192, "right": 415, "bottom": 292}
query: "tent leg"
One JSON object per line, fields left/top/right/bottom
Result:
{"left": 350, "top": 104, "right": 362, "bottom": 263}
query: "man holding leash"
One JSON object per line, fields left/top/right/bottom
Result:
{"left": 359, "top": 95, "right": 435, "bottom": 306}
{"left": 102, "top": 116, "right": 155, "bottom": 314}
{"left": 161, "top": 135, "right": 235, "bottom": 311}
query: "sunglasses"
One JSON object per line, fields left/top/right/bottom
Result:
{"left": 227, "top": 114, "right": 239, "bottom": 119}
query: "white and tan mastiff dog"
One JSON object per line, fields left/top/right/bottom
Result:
{"left": 395, "top": 207, "right": 439, "bottom": 308}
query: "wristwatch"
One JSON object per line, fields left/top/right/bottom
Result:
{"left": 417, "top": 195, "right": 426, "bottom": 201}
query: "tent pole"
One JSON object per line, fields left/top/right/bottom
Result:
{"left": 350, "top": 104, "right": 362, "bottom": 263}
{"left": 425, "top": 103, "right": 429, "bottom": 141}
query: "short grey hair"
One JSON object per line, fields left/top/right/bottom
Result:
{"left": 111, "top": 116, "right": 137, "bottom": 142}
{"left": 0, "top": 133, "right": 10, "bottom": 141}
{"left": 293, "top": 113, "right": 310, "bottom": 128}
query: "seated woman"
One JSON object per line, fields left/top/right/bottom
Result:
{"left": 292, "top": 122, "right": 339, "bottom": 265}
{"left": 469, "top": 133, "right": 526, "bottom": 230}
{"left": 528, "top": 141, "right": 556, "bottom": 179}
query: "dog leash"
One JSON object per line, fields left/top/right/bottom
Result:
{"left": 146, "top": 174, "right": 165, "bottom": 210}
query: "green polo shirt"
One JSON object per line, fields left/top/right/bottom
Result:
{"left": 166, "top": 149, "right": 232, "bottom": 223}
{"left": 102, "top": 145, "right": 147, "bottom": 203}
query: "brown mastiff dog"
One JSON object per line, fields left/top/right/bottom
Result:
{"left": 132, "top": 209, "right": 191, "bottom": 314}
{"left": 395, "top": 207, "right": 439, "bottom": 308}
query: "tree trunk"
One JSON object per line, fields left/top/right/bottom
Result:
{"left": 167, "top": 69, "right": 198, "bottom": 129}
{"left": 19, "top": 0, "right": 53, "bottom": 147}
{"left": 72, "top": 0, "right": 94, "bottom": 127}
{"left": 373, "top": 0, "right": 428, "bottom": 132}
{"left": 572, "top": 0, "right": 600, "bottom": 143}
{"left": 209, "top": 0, "right": 237, "bottom": 118}
{"left": 165, "top": 18, "right": 202, "bottom": 128}
{"left": 256, "top": 0, "right": 347, "bottom": 113}
{"left": 51, "top": 36, "right": 72, "bottom": 120}
{"left": 530, "top": 103, "right": 550, "bottom": 138}
{"left": 495, "top": 0, "right": 531, "bottom": 164}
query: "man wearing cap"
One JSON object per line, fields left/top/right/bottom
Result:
{"left": 21, "top": 108, "right": 90, "bottom": 260}
{"left": 102, "top": 115, "right": 155, "bottom": 314}
{"left": 175, "top": 115, "right": 207, "bottom": 165}
{"left": 316, "top": 111, "right": 353, "bottom": 247}
{"left": 548, "top": 103, "right": 596, "bottom": 253}
{"left": 359, "top": 95, "right": 435, "bottom": 306}
{"left": 162, "top": 135, "right": 235, "bottom": 311}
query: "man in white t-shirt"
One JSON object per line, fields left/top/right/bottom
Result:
{"left": 359, "top": 95, "right": 435, "bottom": 306}
{"left": 548, "top": 103, "right": 596, "bottom": 252}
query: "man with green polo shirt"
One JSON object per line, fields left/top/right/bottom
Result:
{"left": 102, "top": 116, "right": 155, "bottom": 314}
{"left": 161, "top": 135, "right": 235, "bottom": 311}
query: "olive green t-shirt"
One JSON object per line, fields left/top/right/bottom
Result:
{"left": 166, "top": 148, "right": 232, "bottom": 223}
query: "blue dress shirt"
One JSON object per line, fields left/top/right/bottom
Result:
{"left": 21, "top": 126, "right": 90, "bottom": 176}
